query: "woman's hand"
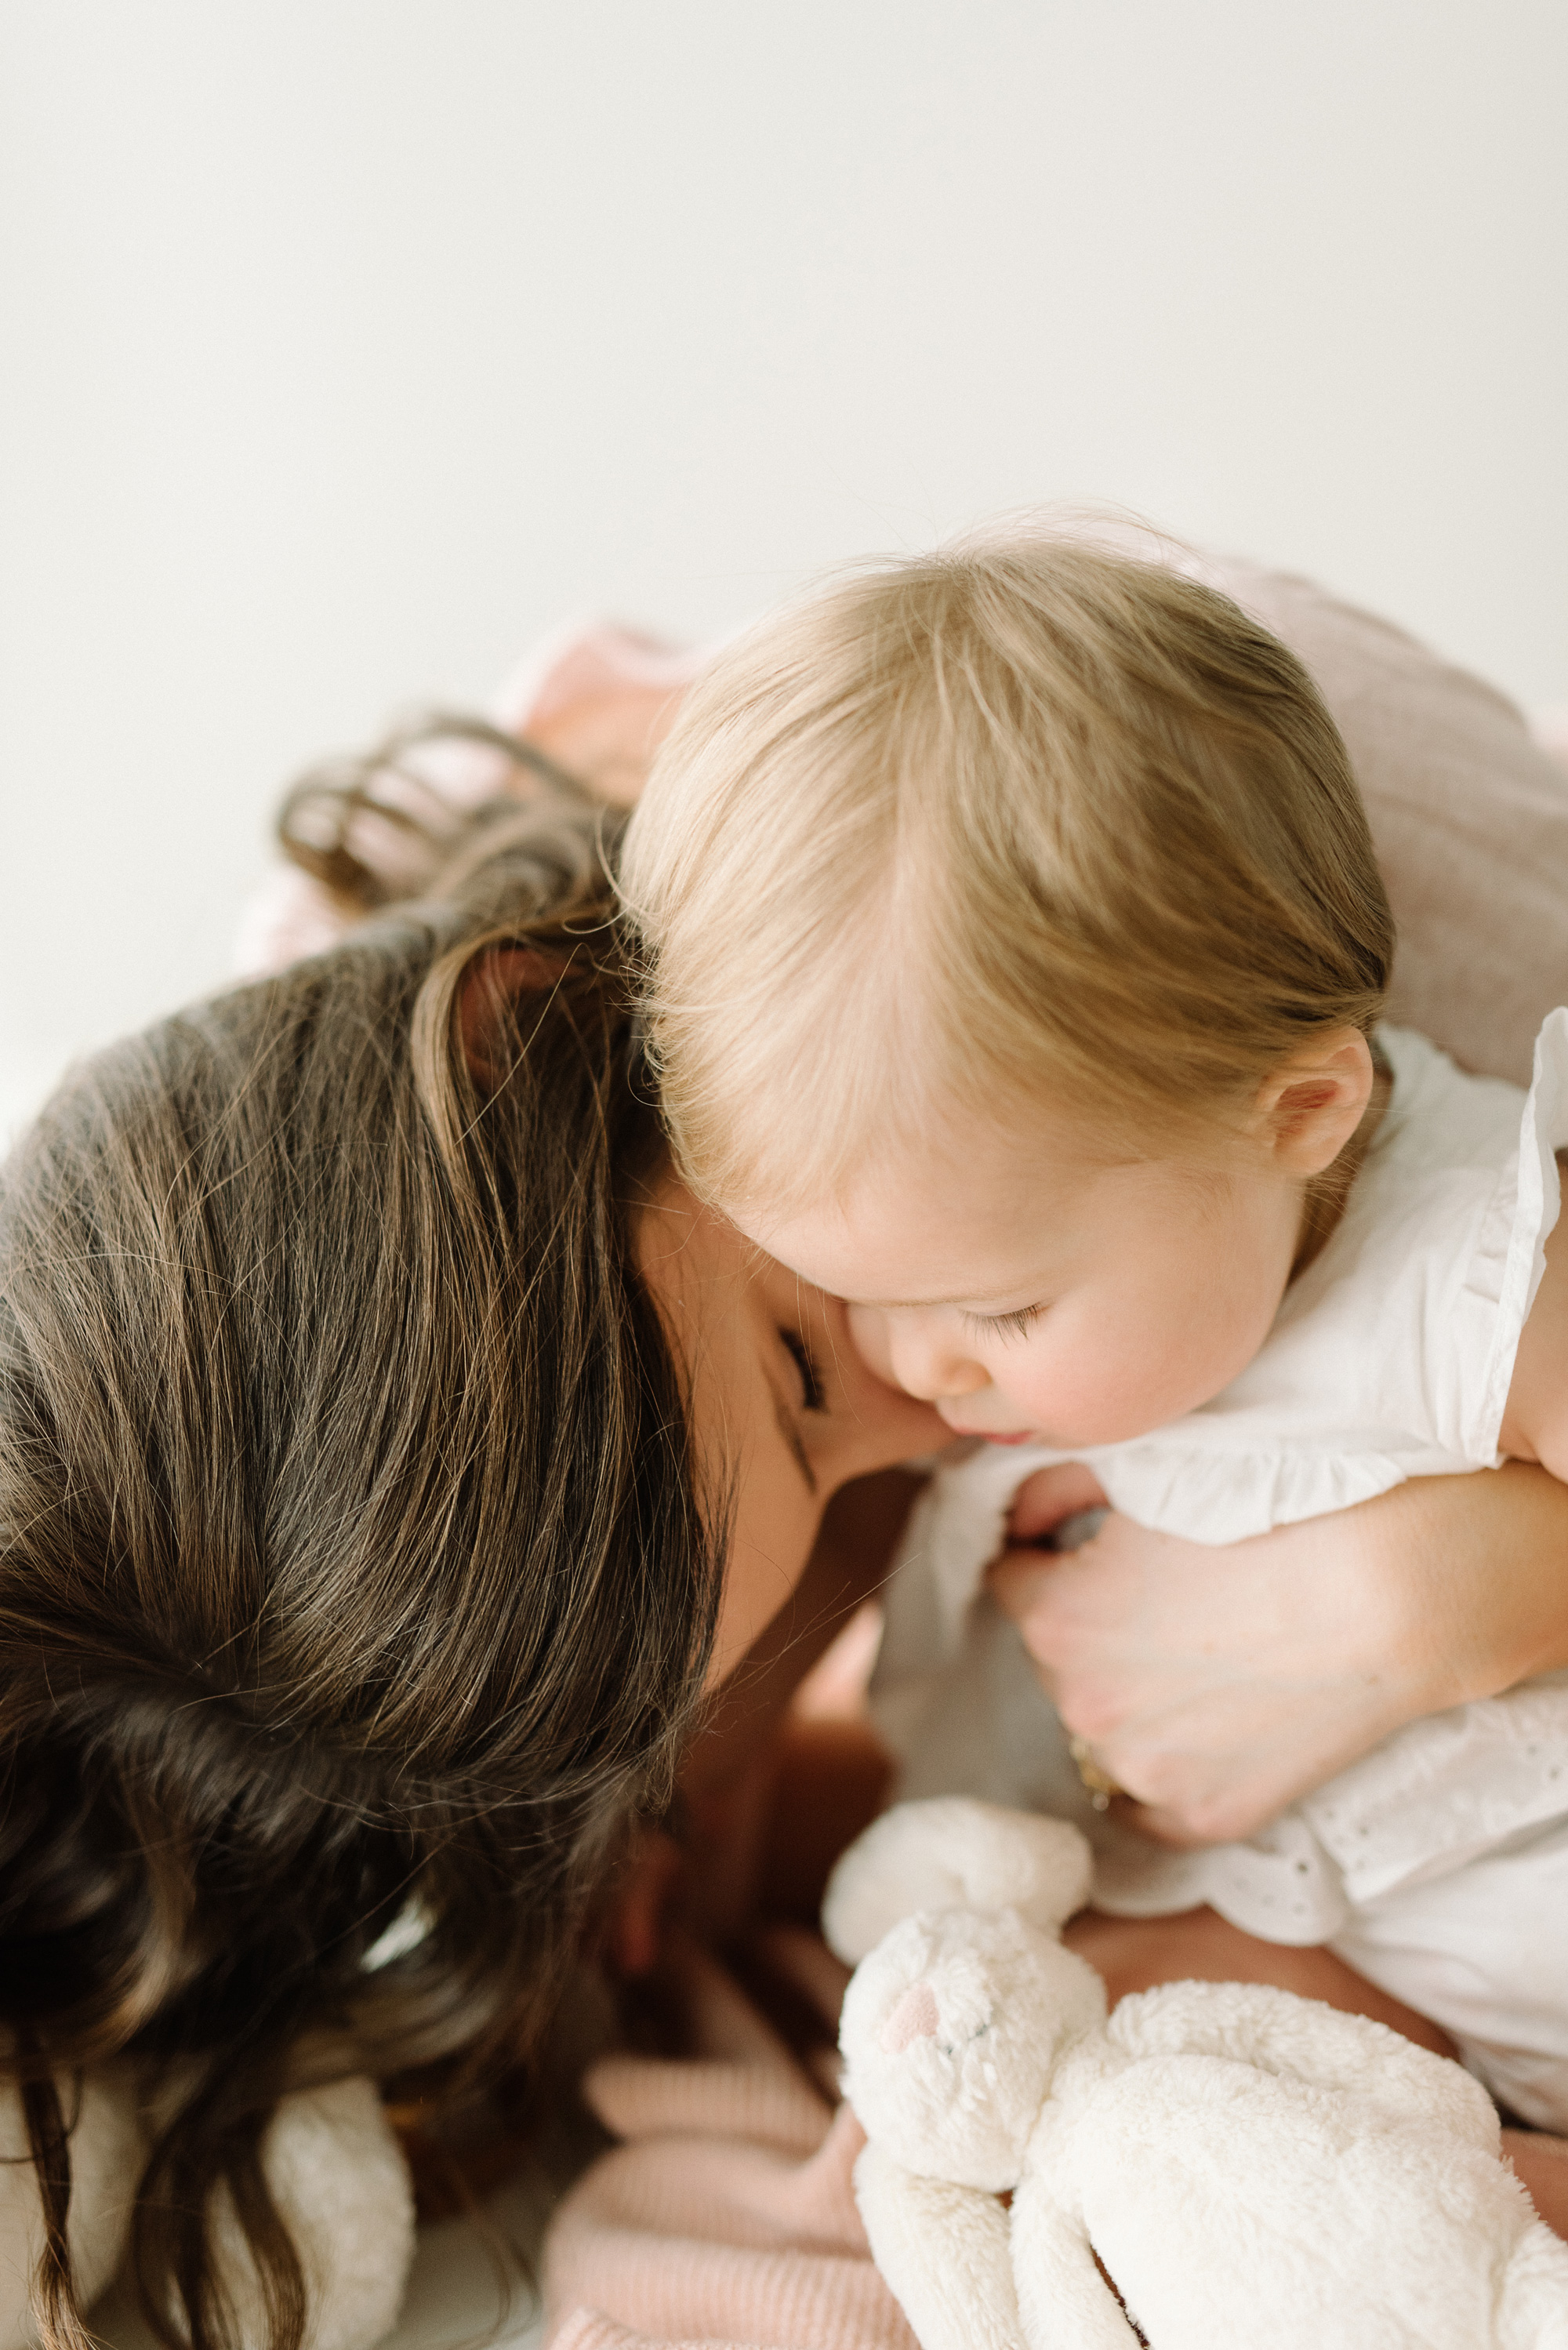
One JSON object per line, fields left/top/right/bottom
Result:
{"left": 989, "top": 1460, "right": 1568, "bottom": 1844}
{"left": 509, "top": 627, "right": 696, "bottom": 808}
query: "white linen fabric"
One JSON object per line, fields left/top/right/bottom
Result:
{"left": 872, "top": 1013, "right": 1568, "bottom": 2128}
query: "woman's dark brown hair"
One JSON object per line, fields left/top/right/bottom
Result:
{"left": 0, "top": 761, "right": 720, "bottom": 2349}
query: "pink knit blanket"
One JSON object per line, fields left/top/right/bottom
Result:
{"left": 543, "top": 1934, "right": 915, "bottom": 2350}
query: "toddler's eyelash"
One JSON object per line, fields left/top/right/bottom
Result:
{"left": 780, "top": 1327, "right": 826, "bottom": 1411}
{"left": 967, "top": 1305, "right": 1045, "bottom": 1342}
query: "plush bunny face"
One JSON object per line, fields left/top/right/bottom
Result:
{"left": 839, "top": 1907, "right": 1105, "bottom": 2192}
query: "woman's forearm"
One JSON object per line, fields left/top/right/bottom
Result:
{"left": 1377, "top": 1460, "right": 1568, "bottom": 1699}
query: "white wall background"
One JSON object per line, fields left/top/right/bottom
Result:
{"left": 3, "top": 1, "right": 1565, "bottom": 1139}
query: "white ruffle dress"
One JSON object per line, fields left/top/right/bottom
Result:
{"left": 871, "top": 1012, "right": 1568, "bottom": 2127}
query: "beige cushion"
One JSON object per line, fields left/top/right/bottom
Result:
{"left": 1194, "top": 556, "right": 1568, "bottom": 1088}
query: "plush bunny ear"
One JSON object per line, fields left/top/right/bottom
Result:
{"left": 822, "top": 1799, "right": 1094, "bottom": 1964}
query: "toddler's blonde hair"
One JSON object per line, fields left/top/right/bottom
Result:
{"left": 622, "top": 521, "right": 1393, "bottom": 1216}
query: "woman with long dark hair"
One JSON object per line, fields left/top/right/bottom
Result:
{"left": 5, "top": 554, "right": 1568, "bottom": 2347}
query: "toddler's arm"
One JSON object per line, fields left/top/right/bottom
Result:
{"left": 989, "top": 1461, "right": 1568, "bottom": 1846}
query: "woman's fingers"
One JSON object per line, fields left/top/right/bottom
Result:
{"left": 499, "top": 627, "right": 699, "bottom": 807}
{"left": 1113, "top": 1794, "right": 1269, "bottom": 1848}
{"left": 984, "top": 1509, "right": 1430, "bottom": 1842}
{"left": 991, "top": 1471, "right": 1568, "bottom": 1840}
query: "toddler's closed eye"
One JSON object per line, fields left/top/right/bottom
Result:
{"left": 967, "top": 1304, "right": 1045, "bottom": 1342}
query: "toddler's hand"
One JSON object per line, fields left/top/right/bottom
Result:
{"left": 500, "top": 626, "right": 697, "bottom": 808}
{"left": 987, "top": 1486, "right": 1468, "bottom": 1845}
{"left": 1007, "top": 1460, "right": 1111, "bottom": 1545}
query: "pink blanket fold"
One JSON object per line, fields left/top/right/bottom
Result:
{"left": 543, "top": 1939, "right": 916, "bottom": 2350}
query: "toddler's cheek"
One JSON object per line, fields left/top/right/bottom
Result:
{"left": 846, "top": 1302, "right": 900, "bottom": 1387}
{"left": 990, "top": 1327, "right": 1136, "bottom": 1447}
{"left": 986, "top": 1335, "right": 1076, "bottom": 1429}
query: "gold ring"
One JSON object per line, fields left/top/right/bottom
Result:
{"left": 1068, "top": 1734, "right": 1123, "bottom": 1811}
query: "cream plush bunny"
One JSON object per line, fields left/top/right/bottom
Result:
{"left": 822, "top": 1798, "right": 1568, "bottom": 2350}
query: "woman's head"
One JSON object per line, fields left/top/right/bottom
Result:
{"left": 1, "top": 775, "right": 939, "bottom": 2350}
{"left": 623, "top": 520, "right": 1395, "bottom": 1444}
{"left": 2, "top": 794, "right": 705, "bottom": 2349}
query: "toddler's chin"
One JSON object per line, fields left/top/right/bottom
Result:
{"left": 934, "top": 1407, "right": 1039, "bottom": 1444}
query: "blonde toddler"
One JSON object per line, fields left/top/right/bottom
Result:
{"left": 622, "top": 523, "right": 1568, "bottom": 2129}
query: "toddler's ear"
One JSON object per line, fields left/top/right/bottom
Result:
{"left": 822, "top": 1799, "right": 1094, "bottom": 1963}
{"left": 1254, "top": 1027, "right": 1376, "bottom": 1176}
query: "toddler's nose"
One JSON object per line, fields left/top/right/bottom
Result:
{"left": 887, "top": 1324, "right": 988, "bottom": 1404}
{"left": 848, "top": 1305, "right": 989, "bottom": 1405}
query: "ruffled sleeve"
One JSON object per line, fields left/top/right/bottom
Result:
{"left": 1475, "top": 1004, "right": 1568, "bottom": 1449}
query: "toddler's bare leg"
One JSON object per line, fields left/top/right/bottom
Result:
{"left": 1062, "top": 1904, "right": 1456, "bottom": 2058}
{"left": 1063, "top": 1907, "right": 1568, "bottom": 2242}
{"left": 1501, "top": 2130, "right": 1568, "bottom": 2240}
